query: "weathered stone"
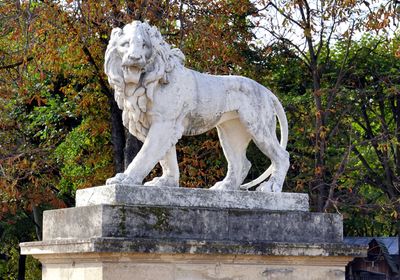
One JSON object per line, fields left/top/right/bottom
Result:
{"left": 22, "top": 183, "right": 366, "bottom": 280}
{"left": 20, "top": 239, "right": 366, "bottom": 280}
{"left": 43, "top": 204, "right": 342, "bottom": 243}
{"left": 104, "top": 21, "right": 290, "bottom": 192}
{"left": 21, "top": 238, "right": 366, "bottom": 257}
{"left": 76, "top": 184, "right": 309, "bottom": 211}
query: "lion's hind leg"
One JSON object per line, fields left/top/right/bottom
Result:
{"left": 144, "top": 146, "right": 179, "bottom": 188}
{"left": 252, "top": 130, "right": 289, "bottom": 192}
{"left": 210, "top": 118, "right": 251, "bottom": 191}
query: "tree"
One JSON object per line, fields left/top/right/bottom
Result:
{"left": 0, "top": 1, "right": 262, "bottom": 277}
{"left": 337, "top": 35, "right": 400, "bottom": 235}
{"left": 1, "top": 1, "right": 399, "bottom": 277}
{"left": 255, "top": 0, "right": 400, "bottom": 211}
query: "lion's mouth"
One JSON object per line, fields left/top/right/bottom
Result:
{"left": 122, "top": 66, "right": 142, "bottom": 84}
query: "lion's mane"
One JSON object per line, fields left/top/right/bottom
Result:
{"left": 104, "top": 21, "right": 185, "bottom": 141}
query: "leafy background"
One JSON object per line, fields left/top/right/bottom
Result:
{"left": 0, "top": 0, "right": 399, "bottom": 278}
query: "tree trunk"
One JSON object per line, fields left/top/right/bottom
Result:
{"left": 32, "top": 205, "right": 42, "bottom": 241}
{"left": 108, "top": 97, "right": 125, "bottom": 173}
{"left": 311, "top": 67, "right": 328, "bottom": 212}
{"left": 395, "top": 93, "right": 400, "bottom": 174}
{"left": 108, "top": 95, "right": 142, "bottom": 173}
{"left": 17, "top": 249, "right": 26, "bottom": 280}
{"left": 124, "top": 132, "right": 142, "bottom": 170}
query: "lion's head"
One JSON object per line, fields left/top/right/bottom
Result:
{"left": 105, "top": 21, "right": 185, "bottom": 107}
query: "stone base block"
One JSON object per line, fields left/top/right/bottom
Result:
{"left": 21, "top": 239, "right": 362, "bottom": 280}
{"left": 20, "top": 185, "right": 367, "bottom": 280}
{"left": 42, "top": 204, "right": 343, "bottom": 243}
{"left": 38, "top": 254, "right": 351, "bottom": 280}
{"left": 76, "top": 184, "right": 309, "bottom": 211}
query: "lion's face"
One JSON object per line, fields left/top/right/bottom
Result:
{"left": 118, "top": 23, "right": 152, "bottom": 68}
{"left": 112, "top": 22, "right": 153, "bottom": 84}
{"left": 106, "top": 20, "right": 185, "bottom": 99}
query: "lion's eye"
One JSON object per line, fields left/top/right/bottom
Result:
{"left": 121, "top": 41, "right": 129, "bottom": 47}
{"left": 142, "top": 43, "right": 146, "bottom": 48}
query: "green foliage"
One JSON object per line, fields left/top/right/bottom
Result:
{"left": 25, "top": 94, "right": 77, "bottom": 143}
{"left": 0, "top": 210, "right": 41, "bottom": 280}
{"left": 0, "top": 247, "right": 41, "bottom": 280}
{"left": 264, "top": 33, "right": 400, "bottom": 233}
{"left": 335, "top": 35, "right": 400, "bottom": 235}
{"left": 54, "top": 117, "right": 114, "bottom": 192}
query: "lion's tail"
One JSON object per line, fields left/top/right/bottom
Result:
{"left": 239, "top": 94, "right": 288, "bottom": 190}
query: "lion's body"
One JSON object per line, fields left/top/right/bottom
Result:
{"left": 104, "top": 21, "right": 289, "bottom": 192}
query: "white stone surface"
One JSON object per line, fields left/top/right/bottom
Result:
{"left": 75, "top": 184, "right": 309, "bottom": 211}
{"left": 22, "top": 249, "right": 353, "bottom": 280}
{"left": 104, "top": 21, "right": 290, "bottom": 192}
{"left": 42, "top": 261, "right": 347, "bottom": 280}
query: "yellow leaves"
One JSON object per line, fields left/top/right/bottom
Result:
{"left": 303, "top": 27, "right": 312, "bottom": 38}
{"left": 78, "top": 93, "right": 98, "bottom": 110}
{"left": 1, "top": 204, "right": 9, "bottom": 214}
{"left": 175, "top": 130, "right": 226, "bottom": 188}
{"left": 366, "top": 8, "right": 392, "bottom": 31}
{"left": 39, "top": 69, "right": 45, "bottom": 81}
{"left": 314, "top": 89, "right": 324, "bottom": 97}
{"left": 295, "top": 179, "right": 305, "bottom": 192}
{"left": 318, "top": 126, "right": 329, "bottom": 140}
{"left": 341, "top": 0, "right": 357, "bottom": 6}
{"left": 315, "top": 166, "right": 323, "bottom": 176}
{"left": 378, "top": 143, "right": 389, "bottom": 152}
{"left": 0, "top": 202, "right": 17, "bottom": 217}
{"left": 19, "top": 158, "right": 30, "bottom": 170}
{"left": 10, "top": 28, "right": 22, "bottom": 41}
{"left": 29, "top": 94, "right": 47, "bottom": 106}
{"left": 79, "top": 118, "right": 110, "bottom": 137}
{"left": 395, "top": 47, "right": 400, "bottom": 59}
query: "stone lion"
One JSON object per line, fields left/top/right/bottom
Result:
{"left": 104, "top": 21, "right": 289, "bottom": 192}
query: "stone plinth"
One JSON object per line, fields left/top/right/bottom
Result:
{"left": 20, "top": 185, "right": 366, "bottom": 280}
{"left": 21, "top": 240, "right": 363, "bottom": 280}
{"left": 76, "top": 184, "right": 309, "bottom": 211}
{"left": 42, "top": 204, "right": 342, "bottom": 243}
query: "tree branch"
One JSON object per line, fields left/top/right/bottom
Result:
{"left": 323, "top": 143, "right": 353, "bottom": 212}
{"left": 353, "top": 146, "right": 377, "bottom": 176}
{"left": 0, "top": 57, "right": 33, "bottom": 70}
{"left": 268, "top": 1, "right": 304, "bottom": 29}
{"left": 326, "top": 21, "right": 355, "bottom": 115}
{"left": 261, "top": 26, "right": 311, "bottom": 68}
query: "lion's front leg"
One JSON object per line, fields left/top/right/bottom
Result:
{"left": 106, "top": 121, "right": 181, "bottom": 186}
{"left": 144, "top": 146, "right": 179, "bottom": 188}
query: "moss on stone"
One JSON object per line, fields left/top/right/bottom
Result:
{"left": 149, "top": 207, "right": 172, "bottom": 231}
{"left": 118, "top": 206, "right": 127, "bottom": 236}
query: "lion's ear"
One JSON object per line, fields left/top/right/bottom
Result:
{"left": 110, "top": 27, "right": 122, "bottom": 40}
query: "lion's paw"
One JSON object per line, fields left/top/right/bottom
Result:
{"left": 106, "top": 173, "right": 141, "bottom": 186}
{"left": 106, "top": 173, "right": 127, "bottom": 185}
{"left": 209, "top": 181, "right": 238, "bottom": 191}
{"left": 256, "top": 180, "right": 282, "bottom": 192}
{"left": 121, "top": 176, "right": 141, "bottom": 185}
{"left": 144, "top": 176, "right": 179, "bottom": 188}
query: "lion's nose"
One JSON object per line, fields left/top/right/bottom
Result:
{"left": 128, "top": 54, "right": 141, "bottom": 61}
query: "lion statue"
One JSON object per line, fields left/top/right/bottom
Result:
{"left": 104, "top": 21, "right": 289, "bottom": 192}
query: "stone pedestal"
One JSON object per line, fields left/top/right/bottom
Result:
{"left": 20, "top": 185, "right": 366, "bottom": 280}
